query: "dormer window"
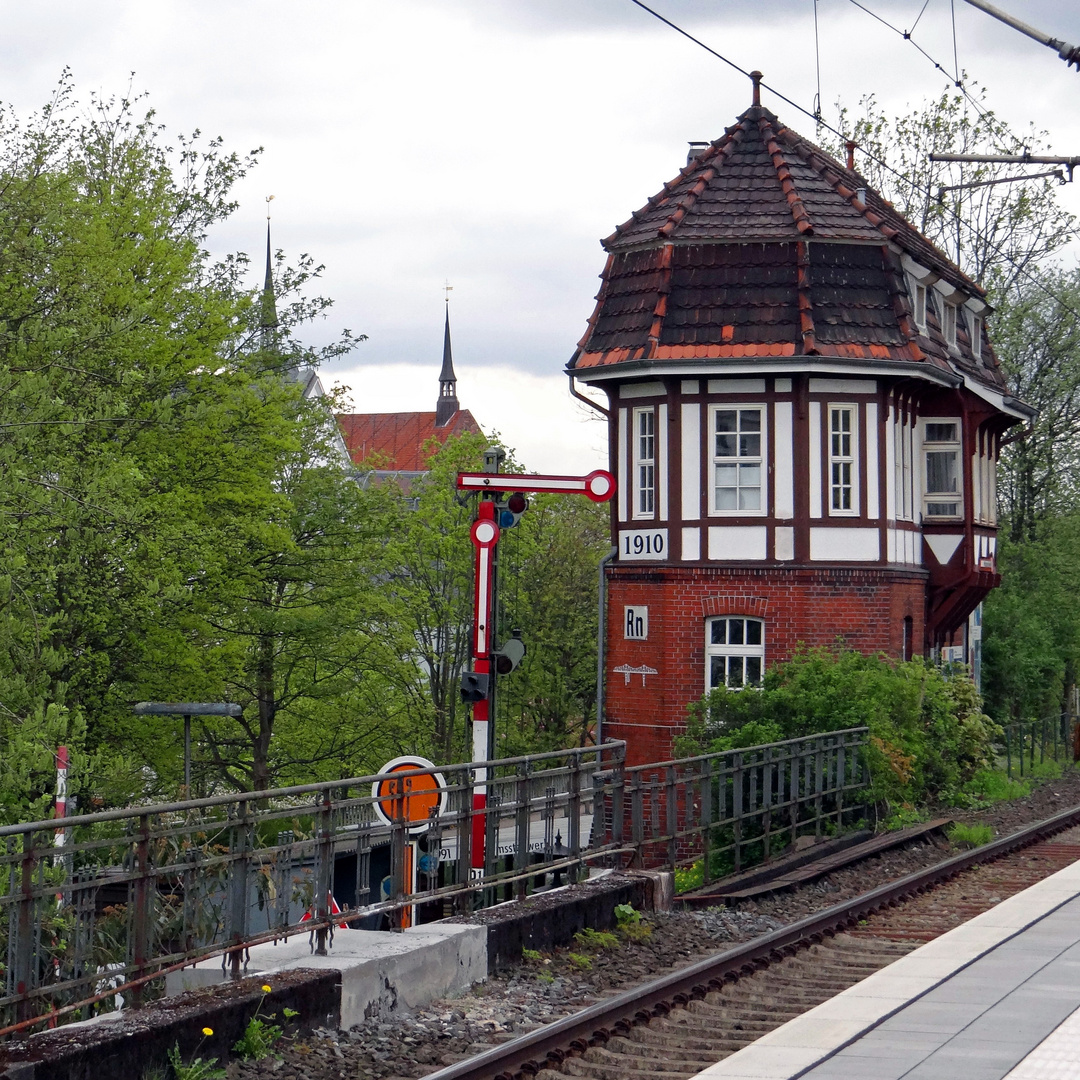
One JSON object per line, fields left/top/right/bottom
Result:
{"left": 969, "top": 313, "right": 983, "bottom": 361}
{"left": 943, "top": 302, "right": 958, "bottom": 348}
{"left": 913, "top": 283, "right": 927, "bottom": 331}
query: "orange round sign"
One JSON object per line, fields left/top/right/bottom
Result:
{"left": 372, "top": 756, "right": 447, "bottom": 833}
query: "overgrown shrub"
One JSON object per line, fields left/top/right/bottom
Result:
{"left": 677, "top": 646, "right": 1000, "bottom": 808}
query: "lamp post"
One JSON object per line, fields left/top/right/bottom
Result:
{"left": 133, "top": 702, "right": 243, "bottom": 794}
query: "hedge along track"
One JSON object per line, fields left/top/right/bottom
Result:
{"left": 422, "top": 803, "right": 1080, "bottom": 1080}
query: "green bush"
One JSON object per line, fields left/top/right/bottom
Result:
{"left": 957, "top": 769, "right": 1030, "bottom": 806}
{"left": 677, "top": 646, "right": 1001, "bottom": 808}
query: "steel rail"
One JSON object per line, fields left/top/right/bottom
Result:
{"left": 422, "top": 800, "right": 1080, "bottom": 1080}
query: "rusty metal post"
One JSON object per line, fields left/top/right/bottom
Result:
{"left": 226, "top": 802, "right": 252, "bottom": 977}
{"left": 128, "top": 815, "right": 152, "bottom": 1007}
{"left": 13, "top": 833, "right": 37, "bottom": 1024}
{"left": 314, "top": 791, "right": 334, "bottom": 951}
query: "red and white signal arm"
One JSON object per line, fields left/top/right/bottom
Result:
{"left": 456, "top": 469, "right": 615, "bottom": 503}
{"left": 371, "top": 756, "right": 448, "bottom": 834}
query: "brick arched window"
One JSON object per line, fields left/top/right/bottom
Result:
{"left": 706, "top": 617, "right": 764, "bottom": 690}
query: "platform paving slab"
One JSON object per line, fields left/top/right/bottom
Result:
{"left": 689, "top": 855, "right": 1080, "bottom": 1080}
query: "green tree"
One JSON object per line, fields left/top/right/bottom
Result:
{"left": 827, "top": 85, "right": 1076, "bottom": 294}
{"left": 0, "top": 79, "right": 362, "bottom": 811}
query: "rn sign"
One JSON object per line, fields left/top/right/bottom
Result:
{"left": 624, "top": 606, "right": 648, "bottom": 640}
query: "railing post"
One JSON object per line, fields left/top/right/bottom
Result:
{"left": 389, "top": 780, "right": 407, "bottom": 931}
{"left": 129, "top": 814, "right": 153, "bottom": 1005}
{"left": 227, "top": 801, "right": 252, "bottom": 976}
{"left": 567, "top": 754, "right": 581, "bottom": 885}
{"left": 1006, "top": 725, "right": 1013, "bottom": 778}
{"left": 732, "top": 753, "right": 744, "bottom": 873}
{"left": 13, "top": 832, "right": 38, "bottom": 1023}
{"left": 630, "top": 772, "right": 643, "bottom": 866}
{"left": 665, "top": 765, "right": 678, "bottom": 870}
{"left": 514, "top": 766, "right": 530, "bottom": 902}
{"left": 455, "top": 770, "right": 473, "bottom": 915}
{"left": 611, "top": 744, "right": 625, "bottom": 851}
{"left": 701, "top": 758, "right": 714, "bottom": 886}
{"left": 314, "top": 791, "right": 334, "bottom": 950}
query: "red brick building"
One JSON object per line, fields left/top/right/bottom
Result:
{"left": 337, "top": 307, "right": 481, "bottom": 483}
{"left": 568, "top": 89, "right": 1032, "bottom": 766}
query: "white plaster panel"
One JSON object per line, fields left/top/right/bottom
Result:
{"left": 810, "top": 527, "right": 880, "bottom": 561}
{"left": 775, "top": 527, "right": 795, "bottom": 561}
{"left": 809, "top": 401, "right": 822, "bottom": 518}
{"left": 865, "top": 401, "right": 879, "bottom": 519}
{"left": 708, "top": 526, "right": 768, "bottom": 561}
{"left": 680, "top": 380, "right": 699, "bottom": 395}
{"left": 773, "top": 401, "right": 794, "bottom": 519}
{"left": 887, "top": 528, "right": 896, "bottom": 563}
{"left": 681, "top": 527, "right": 701, "bottom": 561}
{"left": 708, "top": 378, "right": 766, "bottom": 394}
{"left": 925, "top": 533, "right": 963, "bottom": 566}
{"left": 617, "top": 408, "right": 628, "bottom": 522}
{"left": 774, "top": 378, "right": 792, "bottom": 392}
{"left": 658, "top": 402, "right": 669, "bottom": 521}
{"left": 884, "top": 414, "right": 896, "bottom": 520}
{"left": 619, "top": 381, "right": 665, "bottom": 399}
{"left": 809, "top": 377, "right": 877, "bottom": 395}
{"left": 680, "top": 402, "right": 700, "bottom": 521}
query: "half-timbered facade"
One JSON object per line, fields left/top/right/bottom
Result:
{"left": 569, "top": 87, "right": 1032, "bottom": 765}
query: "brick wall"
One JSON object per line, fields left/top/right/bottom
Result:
{"left": 604, "top": 565, "right": 927, "bottom": 765}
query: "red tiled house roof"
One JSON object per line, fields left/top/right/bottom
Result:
{"left": 569, "top": 102, "right": 1004, "bottom": 391}
{"left": 336, "top": 409, "right": 481, "bottom": 472}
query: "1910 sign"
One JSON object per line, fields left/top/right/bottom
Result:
{"left": 619, "top": 529, "right": 667, "bottom": 561}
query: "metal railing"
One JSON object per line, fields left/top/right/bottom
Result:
{"left": 617, "top": 728, "right": 870, "bottom": 883}
{"left": 1002, "top": 713, "right": 1075, "bottom": 779}
{"left": 0, "top": 728, "right": 873, "bottom": 1035}
{"left": 1, "top": 743, "right": 624, "bottom": 1035}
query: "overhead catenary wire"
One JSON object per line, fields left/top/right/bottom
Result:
{"left": 626, "top": 0, "right": 1080, "bottom": 323}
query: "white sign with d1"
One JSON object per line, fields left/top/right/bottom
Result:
{"left": 624, "top": 606, "right": 648, "bottom": 640}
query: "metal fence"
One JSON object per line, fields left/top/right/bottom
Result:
{"left": 1002, "top": 713, "right": 1076, "bottom": 779}
{"left": 0, "top": 728, "right": 872, "bottom": 1035}
{"left": 617, "top": 728, "right": 870, "bottom": 883}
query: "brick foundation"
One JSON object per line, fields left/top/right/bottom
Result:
{"left": 604, "top": 564, "right": 928, "bottom": 766}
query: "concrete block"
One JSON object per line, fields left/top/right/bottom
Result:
{"left": 166, "top": 922, "right": 486, "bottom": 1026}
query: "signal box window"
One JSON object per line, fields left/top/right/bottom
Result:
{"left": 711, "top": 407, "right": 764, "bottom": 514}
{"left": 706, "top": 617, "right": 764, "bottom": 689}
{"left": 829, "top": 406, "right": 857, "bottom": 514}
{"left": 923, "top": 420, "right": 962, "bottom": 519}
{"left": 633, "top": 407, "right": 655, "bottom": 518}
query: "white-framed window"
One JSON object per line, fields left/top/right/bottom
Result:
{"left": 706, "top": 617, "right": 764, "bottom": 690}
{"left": 632, "top": 407, "right": 655, "bottom": 518}
{"left": 943, "top": 302, "right": 958, "bottom": 348}
{"left": 912, "top": 282, "right": 927, "bottom": 331}
{"left": 968, "top": 312, "right": 983, "bottom": 361}
{"left": 828, "top": 405, "right": 858, "bottom": 514}
{"left": 922, "top": 419, "right": 962, "bottom": 519}
{"left": 710, "top": 405, "right": 765, "bottom": 515}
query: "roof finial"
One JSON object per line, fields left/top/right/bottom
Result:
{"left": 444, "top": 278, "right": 453, "bottom": 305}
{"left": 750, "top": 71, "right": 763, "bottom": 108}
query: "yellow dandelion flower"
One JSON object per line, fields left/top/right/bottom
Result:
{"left": 202, "top": 1027, "right": 213, "bottom": 1036}
{"left": 262, "top": 984, "right": 272, "bottom": 993}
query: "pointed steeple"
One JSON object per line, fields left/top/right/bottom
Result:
{"left": 435, "top": 298, "right": 459, "bottom": 427}
{"left": 260, "top": 199, "right": 278, "bottom": 349}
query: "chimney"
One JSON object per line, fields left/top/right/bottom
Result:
{"left": 686, "top": 141, "right": 709, "bottom": 166}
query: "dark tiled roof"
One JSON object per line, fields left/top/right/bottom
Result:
{"left": 336, "top": 409, "right": 481, "bottom": 472}
{"left": 570, "top": 104, "right": 1004, "bottom": 389}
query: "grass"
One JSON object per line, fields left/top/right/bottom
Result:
{"left": 947, "top": 822, "right": 994, "bottom": 849}
{"left": 573, "top": 928, "right": 619, "bottom": 950}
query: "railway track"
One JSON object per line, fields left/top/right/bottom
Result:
{"left": 423, "top": 805, "right": 1080, "bottom": 1080}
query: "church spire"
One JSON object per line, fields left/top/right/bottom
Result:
{"left": 260, "top": 196, "right": 278, "bottom": 349}
{"left": 435, "top": 286, "right": 459, "bottom": 427}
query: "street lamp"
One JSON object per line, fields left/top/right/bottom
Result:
{"left": 132, "top": 702, "right": 243, "bottom": 793}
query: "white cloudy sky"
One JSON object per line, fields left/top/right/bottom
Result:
{"left": 4, "top": 1, "right": 1079, "bottom": 471}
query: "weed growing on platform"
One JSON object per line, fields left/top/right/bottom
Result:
{"left": 567, "top": 952, "right": 592, "bottom": 970}
{"left": 164, "top": 1029, "right": 225, "bottom": 1080}
{"left": 573, "top": 928, "right": 619, "bottom": 950}
{"left": 521, "top": 948, "right": 543, "bottom": 962}
{"left": 947, "top": 822, "right": 994, "bottom": 849}
{"left": 232, "top": 985, "right": 297, "bottom": 1062}
{"left": 955, "top": 768, "right": 1030, "bottom": 806}
{"left": 614, "top": 904, "right": 652, "bottom": 941}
